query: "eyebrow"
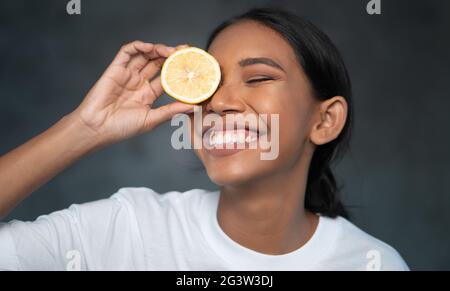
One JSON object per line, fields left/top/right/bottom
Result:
{"left": 238, "top": 57, "right": 286, "bottom": 72}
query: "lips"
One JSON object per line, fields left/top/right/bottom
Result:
{"left": 198, "top": 116, "right": 269, "bottom": 157}
{"left": 201, "top": 124, "right": 266, "bottom": 160}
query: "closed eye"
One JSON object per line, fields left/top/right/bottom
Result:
{"left": 246, "top": 77, "right": 274, "bottom": 84}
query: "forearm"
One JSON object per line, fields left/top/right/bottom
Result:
{"left": 0, "top": 41, "right": 180, "bottom": 220}
{"left": 0, "top": 113, "right": 101, "bottom": 219}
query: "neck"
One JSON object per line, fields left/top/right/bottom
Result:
{"left": 217, "top": 155, "right": 319, "bottom": 255}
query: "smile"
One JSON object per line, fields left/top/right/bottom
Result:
{"left": 206, "top": 129, "right": 258, "bottom": 146}
{"left": 202, "top": 128, "right": 262, "bottom": 157}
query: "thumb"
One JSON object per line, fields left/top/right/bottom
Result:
{"left": 175, "top": 44, "right": 190, "bottom": 51}
{"left": 143, "top": 102, "right": 195, "bottom": 132}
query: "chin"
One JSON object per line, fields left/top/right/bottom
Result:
{"left": 206, "top": 166, "right": 252, "bottom": 186}
{"left": 200, "top": 149, "right": 276, "bottom": 187}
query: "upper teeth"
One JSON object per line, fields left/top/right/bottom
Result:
{"left": 208, "top": 130, "right": 257, "bottom": 146}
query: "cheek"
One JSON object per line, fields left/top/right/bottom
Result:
{"left": 278, "top": 110, "right": 311, "bottom": 159}
{"left": 254, "top": 92, "right": 313, "bottom": 159}
{"left": 241, "top": 85, "right": 313, "bottom": 154}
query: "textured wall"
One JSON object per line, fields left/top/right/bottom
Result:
{"left": 1, "top": 0, "right": 449, "bottom": 270}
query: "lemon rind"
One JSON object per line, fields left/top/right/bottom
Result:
{"left": 161, "top": 47, "right": 221, "bottom": 104}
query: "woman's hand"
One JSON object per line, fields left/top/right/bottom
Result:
{"left": 0, "top": 41, "right": 193, "bottom": 218}
{"left": 72, "top": 41, "right": 193, "bottom": 146}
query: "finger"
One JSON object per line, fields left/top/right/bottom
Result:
{"left": 110, "top": 41, "right": 174, "bottom": 68}
{"left": 140, "top": 44, "right": 189, "bottom": 83}
{"left": 127, "top": 52, "right": 150, "bottom": 71}
{"left": 145, "top": 43, "right": 176, "bottom": 60}
{"left": 126, "top": 43, "right": 173, "bottom": 72}
{"left": 143, "top": 102, "right": 195, "bottom": 131}
{"left": 127, "top": 42, "right": 177, "bottom": 70}
{"left": 141, "top": 44, "right": 189, "bottom": 84}
{"left": 129, "top": 43, "right": 176, "bottom": 73}
{"left": 144, "top": 75, "right": 164, "bottom": 103}
{"left": 111, "top": 41, "right": 154, "bottom": 67}
{"left": 175, "top": 44, "right": 190, "bottom": 51}
{"left": 141, "top": 57, "right": 165, "bottom": 80}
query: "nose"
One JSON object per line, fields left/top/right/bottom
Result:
{"left": 204, "top": 84, "right": 246, "bottom": 115}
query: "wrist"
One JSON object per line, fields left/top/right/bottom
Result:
{"left": 57, "top": 112, "right": 105, "bottom": 154}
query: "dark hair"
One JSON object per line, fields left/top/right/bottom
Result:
{"left": 205, "top": 8, "right": 353, "bottom": 218}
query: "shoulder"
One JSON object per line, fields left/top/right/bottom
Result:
{"left": 107, "top": 187, "right": 218, "bottom": 220}
{"left": 52, "top": 187, "right": 215, "bottom": 244}
{"left": 110, "top": 187, "right": 216, "bottom": 209}
{"left": 57, "top": 187, "right": 216, "bottom": 269}
{"left": 61, "top": 187, "right": 217, "bottom": 228}
{"left": 320, "top": 216, "right": 409, "bottom": 271}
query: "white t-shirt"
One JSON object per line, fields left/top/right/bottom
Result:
{"left": 0, "top": 187, "right": 409, "bottom": 271}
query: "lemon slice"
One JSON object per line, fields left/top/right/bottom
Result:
{"left": 161, "top": 47, "right": 221, "bottom": 104}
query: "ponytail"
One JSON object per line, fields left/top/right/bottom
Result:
{"left": 305, "top": 146, "right": 349, "bottom": 218}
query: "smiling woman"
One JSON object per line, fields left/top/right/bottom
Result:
{"left": 200, "top": 9, "right": 353, "bottom": 219}
{"left": 0, "top": 8, "right": 408, "bottom": 271}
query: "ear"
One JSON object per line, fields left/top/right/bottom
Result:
{"left": 309, "top": 96, "right": 348, "bottom": 146}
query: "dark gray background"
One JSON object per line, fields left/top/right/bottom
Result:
{"left": 1, "top": 0, "right": 449, "bottom": 270}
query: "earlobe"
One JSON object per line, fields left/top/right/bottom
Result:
{"left": 309, "top": 96, "right": 348, "bottom": 146}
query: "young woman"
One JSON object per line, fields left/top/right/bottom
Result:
{"left": 0, "top": 8, "right": 408, "bottom": 270}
